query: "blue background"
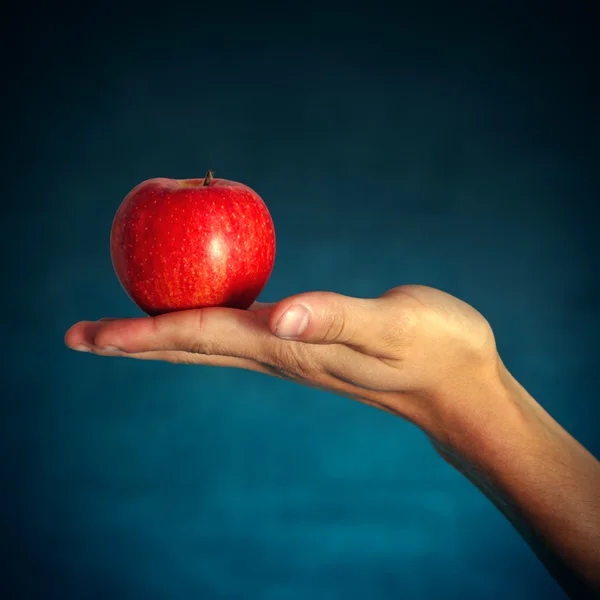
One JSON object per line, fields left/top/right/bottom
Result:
{"left": 3, "top": 2, "right": 599, "bottom": 599}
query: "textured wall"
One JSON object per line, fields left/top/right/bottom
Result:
{"left": 3, "top": 2, "right": 599, "bottom": 599}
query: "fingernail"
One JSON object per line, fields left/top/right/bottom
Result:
{"left": 100, "top": 346, "right": 121, "bottom": 352}
{"left": 275, "top": 304, "right": 310, "bottom": 339}
{"left": 73, "top": 344, "right": 91, "bottom": 352}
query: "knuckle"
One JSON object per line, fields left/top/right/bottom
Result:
{"left": 185, "top": 310, "right": 210, "bottom": 354}
{"left": 323, "top": 311, "right": 350, "bottom": 343}
{"left": 269, "top": 341, "right": 319, "bottom": 380}
{"left": 394, "top": 304, "right": 420, "bottom": 335}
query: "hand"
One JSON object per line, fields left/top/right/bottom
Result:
{"left": 65, "top": 285, "right": 501, "bottom": 443}
{"left": 65, "top": 284, "right": 600, "bottom": 598}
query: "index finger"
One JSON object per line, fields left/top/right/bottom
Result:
{"left": 82, "top": 306, "right": 279, "bottom": 361}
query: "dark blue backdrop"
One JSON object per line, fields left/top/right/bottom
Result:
{"left": 3, "top": 2, "right": 599, "bottom": 599}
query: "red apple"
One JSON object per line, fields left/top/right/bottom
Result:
{"left": 110, "top": 170, "right": 276, "bottom": 316}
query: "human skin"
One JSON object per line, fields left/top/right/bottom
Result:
{"left": 65, "top": 284, "right": 600, "bottom": 599}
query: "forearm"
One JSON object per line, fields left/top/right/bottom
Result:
{"left": 431, "top": 359, "right": 600, "bottom": 599}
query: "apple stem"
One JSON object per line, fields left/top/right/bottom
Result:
{"left": 203, "top": 170, "right": 214, "bottom": 186}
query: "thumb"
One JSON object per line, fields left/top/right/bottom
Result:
{"left": 269, "top": 291, "right": 401, "bottom": 356}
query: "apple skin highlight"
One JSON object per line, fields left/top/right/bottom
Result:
{"left": 110, "top": 172, "right": 276, "bottom": 316}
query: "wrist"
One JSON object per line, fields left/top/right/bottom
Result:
{"left": 435, "top": 356, "right": 569, "bottom": 470}
{"left": 417, "top": 353, "right": 526, "bottom": 456}
{"left": 426, "top": 356, "right": 600, "bottom": 595}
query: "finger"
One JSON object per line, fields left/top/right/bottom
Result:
{"left": 247, "top": 302, "right": 274, "bottom": 327}
{"left": 65, "top": 319, "right": 137, "bottom": 348}
{"left": 95, "top": 303, "right": 272, "bottom": 326}
{"left": 248, "top": 301, "right": 275, "bottom": 311}
{"left": 65, "top": 320, "right": 104, "bottom": 350}
{"left": 76, "top": 308, "right": 278, "bottom": 362}
{"left": 65, "top": 302, "right": 277, "bottom": 356}
{"left": 66, "top": 322, "right": 278, "bottom": 378}
{"left": 90, "top": 347, "right": 275, "bottom": 375}
{"left": 65, "top": 322, "right": 277, "bottom": 375}
{"left": 267, "top": 291, "right": 412, "bottom": 358}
